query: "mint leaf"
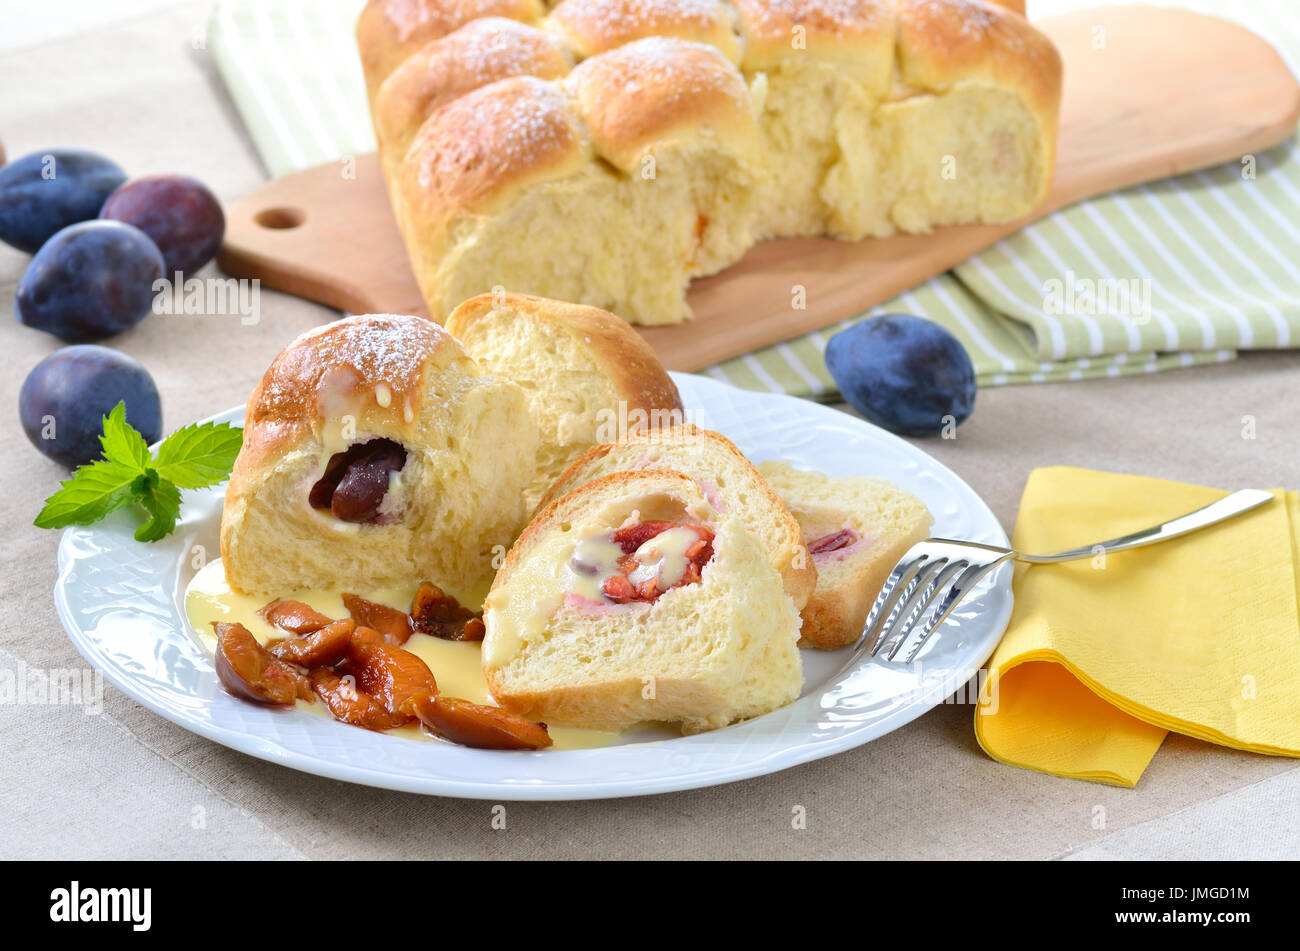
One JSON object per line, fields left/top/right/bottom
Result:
{"left": 99, "top": 401, "right": 151, "bottom": 472}
{"left": 34, "top": 459, "right": 144, "bottom": 529}
{"left": 152, "top": 421, "right": 244, "bottom": 489}
{"left": 134, "top": 474, "right": 182, "bottom": 542}
{"left": 35, "top": 408, "right": 243, "bottom": 543}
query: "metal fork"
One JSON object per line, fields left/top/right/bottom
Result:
{"left": 860, "top": 488, "right": 1275, "bottom": 664}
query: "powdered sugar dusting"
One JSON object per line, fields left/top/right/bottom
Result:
{"left": 553, "top": 0, "right": 730, "bottom": 44}
{"left": 381, "top": 0, "right": 539, "bottom": 41}
{"left": 414, "top": 77, "right": 577, "bottom": 195}
{"left": 434, "top": 17, "right": 566, "bottom": 78}
{"left": 731, "top": 0, "right": 887, "bottom": 37}
{"left": 908, "top": 0, "right": 1000, "bottom": 35}
{"left": 572, "top": 36, "right": 746, "bottom": 109}
{"left": 259, "top": 315, "right": 447, "bottom": 415}
{"left": 901, "top": 0, "right": 1034, "bottom": 60}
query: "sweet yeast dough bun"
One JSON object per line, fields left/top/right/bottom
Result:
{"left": 221, "top": 315, "right": 537, "bottom": 600}
{"left": 394, "top": 37, "right": 765, "bottom": 325}
{"left": 732, "top": 0, "right": 895, "bottom": 238}
{"left": 372, "top": 18, "right": 573, "bottom": 190}
{"left": 444, "top": 291, "right": 683, "bottom": 507}
{"left": 758, "top": 461, "right": 933, "bottom": 649}
{"left": 540, "top": 425, "right": 816, "bottom": 609}
{"left": 361, "top": 0, "right": 1061, "bottom": 325}
{"left": 818, "top": 0, "right": 1062, "bottom": 239}
{"left": 358, "top": 0, "right": 547, "bottom": 101}
{"left": 483, "top": 469, "right": 803, "bottom": 732}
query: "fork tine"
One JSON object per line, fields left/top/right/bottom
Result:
{"left": 875, "top": 557, "right": 950, "bottom": 659}
{"left": 883, "top": 558, "right": 970, "bottom": 661}
{"left": 900, "top": 561, "right": 1002, "bottom": 664}
{"left": 873, "top": 570, "right": 923, "bottom": 649}
{"left": 860, "top": 552, "right": 928, "bottom": 655}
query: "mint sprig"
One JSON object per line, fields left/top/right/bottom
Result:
{"left": 35, "top": 403, "right": 243, "bottom": 542}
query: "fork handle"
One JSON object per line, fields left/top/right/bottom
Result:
{"left": 1019, "top": 489, "right": 1276, "bottom": 565}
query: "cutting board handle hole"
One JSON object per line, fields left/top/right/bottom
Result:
{"left": 255, "top": 207, "right": 305, "bottom": 230}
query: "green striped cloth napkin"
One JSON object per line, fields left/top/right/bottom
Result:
{"left": 207, "top": 0, "right": 1300, "bottom": 398}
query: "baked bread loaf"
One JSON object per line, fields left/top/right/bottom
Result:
{"left": 483, "top": 468, "right": 803, "bottom": 732}
{"left": 444, "top": 291, "right": 683, "bottom": 507}
{"left": 359, "top": 0, "right": 1061, "bottom": 324}
{"left": 757, "top": 461, "right": 932, "bottom": 649}
{"left": 540, "top": 424, "right": 816, "bottom": 609}
{"left": 221, "top": 315, "right": 537, "bottom": 599}
{"left": 387, "top": 38, "right": 762, "bottom": 325}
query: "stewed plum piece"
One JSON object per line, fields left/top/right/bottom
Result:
{"left": 410, "top": 582, "right": 483, "bottom": 641}
{"left": 268, "top": 618, "right": 355, "bottom": 668}
{"left": 342, "top": 593, "right": 414, "bottom": 644}
{"left": 258, "top": 598, "right": 334, "bottom": 635}
{"left": 342, "top": 640, "right": 438, "bottom": 717}
{"left": 412, "top": 694, "right": 552, "bottom": 751}
{"left": 309, "top": 668, "right": 414, "bottom": 732}
{"left": 213, "top": 622, "right": 310, "bottom": 706}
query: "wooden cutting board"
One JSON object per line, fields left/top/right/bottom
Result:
{"left": 219, "top": 5, "right": 1300, "bottom": 371}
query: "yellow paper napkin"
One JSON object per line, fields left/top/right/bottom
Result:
{"left": 974, "top": 467, "right": 1300, "bottom": 787}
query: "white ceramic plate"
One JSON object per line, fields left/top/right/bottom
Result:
{"left": 54, "top": 373, "right": 1011, "bottom": 800}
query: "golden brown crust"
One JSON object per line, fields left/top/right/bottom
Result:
{"left": 484, "top": 667, "right": 719, "bottom": 727}
{"left": 895, "top": 0, "right": 1061, "bottom": 202}
{"left": 225, "top": 315, "right": 462, "bottom": 509}
{"left": 357, "top": 0, "right": 546, "bottom": 96}
{"left": 399, "top": 75, "right": 590, "bottom": 241}
{"left": 731, "top": 0, "right": 895, "bottom": 70}
{"left": 373, "top": 18, "right": 572, "bottom": 168}
{"left": 443, "top": 291, "right": 684, "bottom": 414}
{"left": 797, "top": 558, "right": 890, "bottom": 649}
{"left": 796, "top": 592, "right": 860, "bottom": 650}
{"left": 895, "top": 0, "right": 1062, "bottom": 120}
{"left": 547, "top": 0, "right": 740, "bottom": 61}
{"left": 362, "top": 0, "right": 1062, "bottom": 321}
{"left": 987, "top": 0, "right": 1025, "bottom": 16}
{"left": 564, "top": 38, "right": 758, "bottom": 171}
{"left": 538, "top": 425, "right": 732, "bottom": 508}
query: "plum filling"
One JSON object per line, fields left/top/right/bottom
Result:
{"left": 808, "top": 528, "right": 859, "bottom": 555}
{"left": 409, "top": 582, "right": 485, "bottom": 642}
{"left": 213, "top": 595, "right": 545, "bottom": 748}
{"left": 309, "top": 438, "right": 407, "bottom": 523}
{"left": 570, "top": 520, "right": 716, "bottom": 605}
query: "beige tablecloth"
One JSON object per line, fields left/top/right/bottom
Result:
{"left": 2, "top": 2, "right": 1298, "bottom": 860}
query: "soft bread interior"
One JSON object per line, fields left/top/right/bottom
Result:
{"left": 445, "top": 294, "right": 683, "bottom": 508}
{"left": 541, "top": 426, "right": 816, "bottom": 608}
{"left": 824, "top": 84, "right": 1047, "bottom": 238}
{"left": 222, "top": 330, "right": 538, "bottom": 601}
{"left": 451, "top": 299, "right": 619, "bottom": 503}
{"left": 484, "top": 470, "right": 803, "bottom": 732}
{"left": 758, "top": 461, "right": 933, "bottom": 649}
{"left": 752, "top": 60, "right": 874, "bottom": 238}
{"left": 427, "top": 139, "right": 760, "bottom": 325}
